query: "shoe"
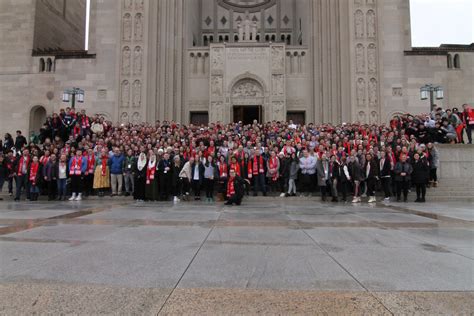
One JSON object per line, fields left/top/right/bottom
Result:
{"left": 415, "top": 198, "right": 421, "bottom": 203}
{"left": 421, "top": 198, "right": 426, "bottom": 203}
{"left": 14, "top": 198, "right": 19, "bottom": 202}
{"left": 361, "top": 193, "right": 367, "bottom": 198}
{"left": 253, "top": 193, "right": 258, "bottom": 197}
{"left": 332, "top": 197, "right": 338, "bottom": 202}
{"left": 433, "top": 181, "right": 438, "bottom": 187}
{"left": 75, "top": 193, "right": 82, "bottom": 201}
{"left": 279, "top": 193, "right": 285, "bottom": 197}
{"left": 383, "top": 197, "right": 390, "bottom": 203}
{"left": 9, "top": 192, "right": 13, "bottom": 196}
{"left": 368, "top": 196, "right": 376, "bottom": 203}
{"left": 69, "top": 193, "right": 77, "bottom": 201}
{"left": 224, "top": 201, "right": 232, "bottom": 205}
{"left": 351, "top": 197, "right": 359, "bottom": 203}
{"left": 173, "top": 196, "right": 180, "bottom": 203}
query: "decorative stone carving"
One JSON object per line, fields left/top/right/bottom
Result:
{"left": 134, "top": 13, "right": 143, "bottom": 41}
{"left": 133, "top": 46, "right": 142, "bottom": 75}
{"left": 122, "top": 46, "right": 131, "bottom": 75}
{"left": 121, "top": 80, "right": 130, "bottom": 108}
{"left": 237, "top": 13, "right": 258, "bottom": 42}
{"left": 132, "top": 112, "right": 140, "bottom": 123}
{"left": 358, "top": 111, "right": 366, "bottom": 123}
{"left": 356, "top": 78, "right": 366, "bottom": 107}
{"left": 211, "top": 76, "right": 223, "bottom": 97}
{"left": 211, "top": 101, "right": 224, "bottom": 122}
{"left": 272, "top": 75, "right": 284, "bottom": 96}
{"left": 132, "top": 80, "right": 141, "bottom": 107}
{"left": 135, "top": 0, "right": 144, "bottom": 10}
{"left": 120, "top": 112, "right": 129, "bottom": 123}
{"left": 392, "top": 87, "right": 403, "bottom": 97}
{"left": 366, "top": 0, "right": 375, "bottom": 5}
{"left": 355, "top": 10, "right": 364, "bottom": 39}
{"left": 211, "top": 48, "right": 223, "bottom": 70}
{"left": 367, "top": 43, "right": 377, "bottom": 73}
{"left": 232, "top": 79, "right": 263, "bottom": 98}
{"left": 124, "top": 0, "right": 132, "bottom": 10}
{"left": 369, "top": 111, "right": 378, "bottom": 124}
{"left": 272, "top": 101, "right": 285, "bottom": 121}
{"left": 355, "top": 44, "right": 365, "bottom": 73}
{"left": 354, "top": 0, "right": 364, "bottom": 5}
{"left": 123, "top": 13, "right": 132, "bottom": 41}
{"left": 271, "top": 46, "right": 284, "bottom": 70}
{"left": 368, "top": 78, "right": 378, "bottom": 107}
{"left": 367, "top": 10, "right": 376, "bottom": 38}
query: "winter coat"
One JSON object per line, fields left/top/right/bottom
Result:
{"left": 394, "top": 161, "right": 413, "bottom": 182}
{"left": 289, "top": 160, "right": 299, "bottom": 180}
{"left": 411, "top": 158, "right": 430, "bottom": 184}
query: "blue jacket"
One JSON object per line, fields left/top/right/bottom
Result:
{"left": 68, "top": 156, "right": 88, "bottom": 175}
{"left": 108, "top": 154, "right": 125, "bottom": 174}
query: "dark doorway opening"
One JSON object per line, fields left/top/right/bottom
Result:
{"left": 233, "top": 106, "right": 261, "bottom": 124}
{"left": 190, "top": 111, "right": 209, "bottom": 126}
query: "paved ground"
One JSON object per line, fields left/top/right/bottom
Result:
{"left": 0, "top": 197, "right": 473, "bottom": 315}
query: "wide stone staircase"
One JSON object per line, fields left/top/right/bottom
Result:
{"left": 427, "top": 178, "right": 474, "bottom": 202}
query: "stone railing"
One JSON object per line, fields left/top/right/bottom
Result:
{"left": 437, "top": 144, "right": 474, "bottom": 181}
{"left": 187, "top": 48, "right": 210, "bottom": 77}
{"left": 285, "top": 47, "right": 308, "bottom": 75}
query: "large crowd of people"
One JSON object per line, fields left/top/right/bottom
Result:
{"left": 0, "top": 104, "right": 473, "bottom": 205}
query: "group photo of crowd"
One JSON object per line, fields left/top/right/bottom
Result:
{"left": 0, "top": 104, "right": 473, "bottom": 205}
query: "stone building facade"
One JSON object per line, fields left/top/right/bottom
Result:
{"left": 0, "top": 0, "right": 473, "bottom": 136}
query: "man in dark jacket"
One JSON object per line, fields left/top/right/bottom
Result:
{"left": 394, "top": 154, "right": 413, "bottom": 202}
{"left": 225, "top": 169, "right": 249, "bottom": 206}
{"left": 364, "top": 153, "right": 379, "bottom": 203}
{"left": 411, "top": 152, "right": 430, "bottom": 202}
{"left": 278, "top": 152, "right": 290, "bottom": 197}
{"left": 14, "top": 130, "right": 27, "bottom": 151}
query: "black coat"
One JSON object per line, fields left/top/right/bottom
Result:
{"left": 379, "top": 157, "right": 392, "bottom": 178}
{"left": 364, "top": 159, "right": 379, "bottom": 180}
{"left": 411, "top": 158, "right": 430, "bottom": 184}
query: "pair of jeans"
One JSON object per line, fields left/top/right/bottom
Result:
{"left": 252, "top": 173, "right": 266, "bottom": 194}
{"left": 124, "top": 172, "right": 134, "bottom": 193}
{"left": 287, "top": 179, "right": 296, "bottom": 194}
{"left": 57, "top": 178, "right": 67, "bottom": 196}
{"left": 15, "top": 175, "right": 30, "bottom": 200}
{"left": 110, "top": 174, "right": 123, "bottom": 195}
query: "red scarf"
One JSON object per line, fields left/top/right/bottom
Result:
{"left": 269, "top": 157, "right": 278, "bottom": 181}
{"left": 39, "top": 156, "right": 49, "bottom": 166}
{"left": 29, "top": 162, "right": 39, "bottom": 185}
{"left": 100, "top": 155, "right": 108, "bottom": 176}
{"left": 252, "top": 156, "right": 264, "bottom": 175}
{"left": 146, "top": 161, "right": 156, "bottom": 184}
{"left": 219, "top": 163, "right": 227, "bottom": 178}
{"left": 87, "top": 155, "right": 96, "bottom": 173}
{"left": 73, "top": 126, "right": 81, "bottom": 138}
{"left": 81, "top": 116, "right": 90, "bottom": 128}
{"left": 229, "top": 162, "right": 241, "bottom": 176}
{"left": 227, "top": 176, "right": 235, "bottom": 198}
{"left": 70, "top": 156, "right": 83, "bottom": 175}
{"left": 17, "top": 156, "right": 30, "bottom": 176}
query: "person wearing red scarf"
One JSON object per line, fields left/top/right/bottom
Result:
{"left": 224, "top": 169, "right": 249, "bottom": 206}
{"left": 266, "top": 151, "right": 280, "bottom": 192}
{"left": 250, "top": 150, "right": 267, "bottom": 196}
{"left": 14, "top": 149, "right": 31, "bottom": 201}
{"left": 68, "top": 149, "right": 87, "bottom": 201}
{"left": 228, "top": 156, "right": 241, "bottom": 177}
{"left": 28, "top": 156, "right": 41, "bottom": 201}
{"left": 84, "top": 148, "right": 96, "bottom": 197}
{"left": 92, "top": 148, "right": 110, "bottom": 197}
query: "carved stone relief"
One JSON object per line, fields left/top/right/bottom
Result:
{"left": 132, "top": 112, "right": 141, "bottom": 123}
{"left": 135, "top": 0, "right": 144, "bottom": 10}
{"left": 211, "top": 76, "right": 223, "bottom": 97}
{"left": 272, "top": 75, "right": 284, "bottom": 96}
{"left": 121, "top": 112, "right": 129, "bottom": 123}
{"left": 272, "top": 101, "right": 285, "bottom": 121}
{"left": 122, "top": 46, "right": 131, "bottom": 75}
{"left": 369, "top": 111, "right": 378, "bottom": 124}
{"left": 366, "top": 10, "right": 376, "bottom": 38}
{"left": 132, "top": 80, "right": 141, "bottom": 107}
{"left": 271, "top": 46, "right": 284, "bottom": 70}
{"left": 356, "top": 78, "right": 366, "bottom": 107}
{"left": 392, "top": 87, "right": 403, "bottom": 97}
{"left": 368, "top": 78, "right": 378, "bottom": 107}
{"left": 123, "top": 13, "right": 132, "bottom": 41}
{"left": 211, "top": 101, "right": 224, "bottom": 122}
{"left": 124, "top": 0, "right": 132, "bottom": 11}
{"left": 354, "top": 10, "right": 364, "bottom": 38}
{"left": 121, "top": 80, "right": 130, "bottom": 108}
{"left": 355, "top": 44, "right": 365, "bottom": 74}
{"left": 358, "top": 111, "right": 366, "bottom": 123}
{"left": 232, "top": 80, "right": 263, "bottom": 98}
{"left": 211, "top": 48, "right": 224, "bottom": 70}
{"left": 134, "top": 13, "right": 143, "bottom": 41}
{"left": 367, "top": 43, "right": 377, "bottom": 73}
{"left": 133, "top": 46, "right": 142, "bottom": 75}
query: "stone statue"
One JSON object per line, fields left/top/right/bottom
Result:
{"left": 121, "top": 80, "right": 130, "bottom": 108}
{"left": 367, "top": 10, "right": 376, "bottom": 38}
{"left": 356, "top": 78, "right": 366, "bottom": 106}
{"left": 354, "top": 10, "right": 364, "bottom": 38}
{"left": 134, "top": 13, "right": 143, "bottom": 40}
{"left": 135, "top": 0, "right": 144, "bottom": 10}
{"left": 368, "top": 78, "right": 377, "bottom": 107}
{"left": 237, "top": 22, "right": 244, "bottom": 41}
{"left": 237, "top": 12, "right": 257, "bottom": 42}
{"left": 211, "top": 76, "right": 222, "bottom": 96}
{"left": 355, "top": 44, "right": 365, "bottom": 73}
{"left": 122, "top": 46, "right": 131, "bottom": 75}
{"left": 369, "top": 111, "right": 378, "bottom": 124}
{"left": 211, "top": 48, "right": 223, "bottom": 69}
{"left": 358, "top": 111, "right": 366, "bottom": 123}
{"left": 132, "top": 112, "right": 140, "bottom": 124}
{"left": 124, "top": 0, "right": 132, "bottom": 10}
{"left": 123, "top": 14, "right": 132, "bottom": 41}
{"left": 132, "top": 80, "right": 141, "bottom": 107}
{"left": 367, "top": 44, "right": 376, "bottom": 73}
{"left": 133, "top": 46, "right": 142, "bottom": 75}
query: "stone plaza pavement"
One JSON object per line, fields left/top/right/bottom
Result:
{"left": 0, "top": 197, "right": 473, "bottom": 315}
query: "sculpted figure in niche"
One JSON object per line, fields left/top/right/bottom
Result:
{"left": 134, "top": 13, "right": 143, "bottom": 40}
{"left": 232, "top": 80, "right": 262, "bottom": 98}
{"left": 121, "top": 80, "right": 130, "bottom": 108}
{"left": 133, "top": 46, "right": 142, "bottom": 75}
{"left": 211, "top": 49, "right": 223, "bottom": 69}
{"left": 367, "top": 10, "right": 376, "bottom": 38}
{"left": 358, "top": 111, "right": 366, "bottom": 123}
{"left": 132, "top": 112, "right": 140, "bottom": 124}
{"left": 369, "top": 78, "right": 378, "bottom": 107}
{"left": 124, "top": 0, "right": 132, "bottom": 10}
{"left": 211, "top": 76, "right": 222, "bottom": 96}
{"left": 135, "top": 0, "right": 144, "bottom": 10}
{"left": 123, "top": 14, "right": 132, "bottom": 41}
{"left": 132, "top": 80, "right": 141, "bottom": 107}
{"left": 367, "top": 44, "right": 377, "bottom": 73}
{"left": 237, "top": 12, "right": 257, "bottom": 42}
{"left": 369, "top": 111, "right": 378, "bottom": 124}
{"left": 122, "top": 46, "right": 131, "bottom": 75}
{"left": 121, "top": 112, "right": 129, "bottom": 123}
{"left": 272, "top": 47, "right": 284, "bottom": 69}
{"left": 356, "top": 78, "right": 366, "bottom": 106}
{"left": 272, "top": 75, "right": 284, "bottom": 95}
{"left": 354, "top": 10, "right": 364, "bottom": 38}
{"left": 355, "top": 44, "right": 365, "bottom": 73}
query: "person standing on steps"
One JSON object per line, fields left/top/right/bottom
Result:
{"left": 394, "top": 154, "right": 413, "bottom": 202}
{"left": 68, "top": 149, "right": 87, "bottom": 201}
{"left": 411, "top": 152, "right": 429, "bottom": 203}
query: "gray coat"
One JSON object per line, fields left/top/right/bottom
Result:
{"left": 316, "top": 159, "right": 330, "bottom": 186}
{"left": 289, "top": 160, "right": 299, "bottom": 180}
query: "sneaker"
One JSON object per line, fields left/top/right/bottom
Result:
{"left": 383, "top": 197, "right": 390, "bottom": 203}
{"left": 368, "top": 196, "right": 376, "bottom": 203}
{"left": 279, "top": 193, "right": 285, "bottom": 197}
{"left": 173, "top": 196, "right": 180, "bottom": 203}
{"left": 69, "top": 193, "right": 76, "bottom": 201}
{"left": 75, "top": 193, "right": 82, "bottom": 201}
{"left": 351, "top": 197, "right": 359, "bottom": 203}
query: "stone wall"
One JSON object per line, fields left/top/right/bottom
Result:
{"left": 437, "top": 144, "right": 474, "bottom": 180}
{"left": 33, "top": 0, "right": 87, "bottom": 51}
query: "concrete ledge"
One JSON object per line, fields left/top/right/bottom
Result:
{"left": 437, "top": 145, "right": 474, "bottom": 180}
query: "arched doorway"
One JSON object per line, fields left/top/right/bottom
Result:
{"left": 230, "top": 78, "right": 264, "bottom": 124}
{"left": 29, "top": 105, "right": 47, "bottom": 135}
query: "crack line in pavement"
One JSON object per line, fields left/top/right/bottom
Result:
{"left": 156, "top": 206, "right": 223, "bottom": 315}
{"left": 301, "top": 229, "right": 394, "bottom": 315}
